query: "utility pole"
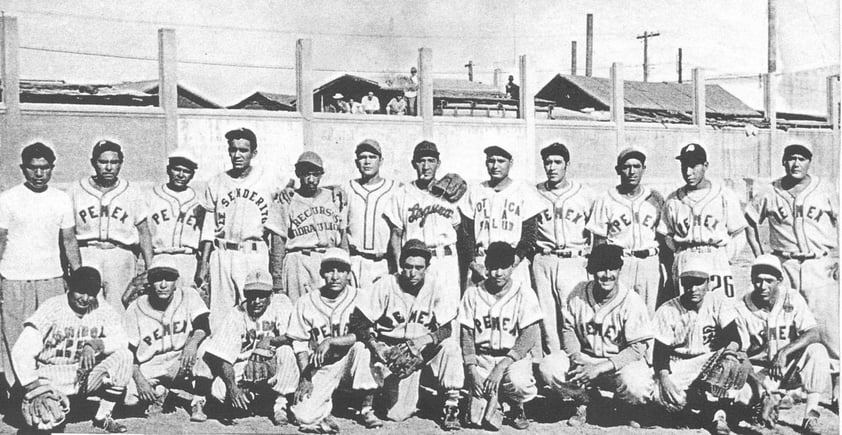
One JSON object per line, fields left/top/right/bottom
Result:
{"left": 465, "top": 60, "right": 474, "bottom": 81}
{"left": 571, "top": 41, "right": 577, "bottom": 75}
{"left": 677, "top": 48, "right": 683, "bottom": 83}
{"left": 585, "top": 13, "right": 593, "bottom": 77}
{"left": 636, "top": 30, "right": 660, "bottom": 82}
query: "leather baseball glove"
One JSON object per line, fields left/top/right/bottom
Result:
{"left": 431, "top": 173, "right": 468, "bottom": 203}
{"left": 242, "top": 348, "right": 276, "bottom": 384}
{"left": 370, "top": 339, "right": 426, "bottom": 380}
{"left": 21, "top": 384, "right": 70, "bottom": 431}
{"left": 692, "top": 349, "right": 752, "bottom": 398}
{"left": 123, "top": 271, "right": 148, "bottom": 306}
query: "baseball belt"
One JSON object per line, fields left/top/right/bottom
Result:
{"left": 474, "top": 348, "right": 510, "bottom": 357}
{"left": 540, "top": 248, "right": 586, "bottom": 258}
{"left": 286, "top": 247, "right": 327, "bottom": 256}
{"left": 77, "top": 239, "right": 133, "bottom": 251}
{"left": 153, "top": 247, "right": 197, "bottom": 255}
{"left": 428, "top": 244, "right": 455, "bottom": 257}
{"left": 623, "top": 247, "right": 659, "bottom": 258}
{"left": 213, "top": 238, "right": 263, "bottom": 252}
{"left": 772, "top": 250, "right": 826, "bottom": 260}
{"left": 349, "top": 246, "right": 385, "bottom": 262}
{"left": 675, "top": 243, "right": 721, "bottom": 253}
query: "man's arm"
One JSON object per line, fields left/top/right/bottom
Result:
{"left": 652, "top": 340, "right": 672, "bottom": 374}
{"left": 204, "top": 352, "right": 239, "bottom": 399}
{"left": 592, "top": 234, "right": 608, "bottom": 247}
{"left": 387, "top": 223, "right": 402, "bottom": 274}
{"left": 744, "top": 216, "right": 764, "bottom": 257}
{"left": 772, "top": 328, "right": 821, "bottom": 379}
{"left": 269, "top": 231, "right": 285, "bottom": 293}
{"left": 60, "top": 227, "right": 82, "bottom": 271}
{"left": 10, "top": 326, "right": 43, "bottom": 387}
{"left": 136, "top": 220, "right": 154, "bottom": 267}
{"left": 195, "top": 241, "right": 213, "bottom": 286}
{"left": 515, "top": 215, "right": 538, "bottom": 262}
{"left": 0, "top": 228, "right": 8, "bottom": 267}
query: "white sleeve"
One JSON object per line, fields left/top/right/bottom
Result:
{"left": 11, "top": 326, "right": 43, "bottom": 386}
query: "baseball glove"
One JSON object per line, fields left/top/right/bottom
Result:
{"left": 20, "top": 384, "right": 70, "bottom": 431}
{"left": 123, "top": 271, "right": 148, "bottom": 306}
{"left": 242, "top": 348, "right": 276, "bottom": 384}
{"left": 431, "top": 173, "right": 468, "bottom": 203}
{"left": 692, "top": 349, "right": 752, "bottom": 398}
{"left": 380, "top": 340, "right": 425, "bottom": 379}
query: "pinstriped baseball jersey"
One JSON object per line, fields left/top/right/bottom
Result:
{"left": 204, "top": 293, "right": 294, "bottom": 364}
{"left": 653, "top": 295, "right": 736, "bottom": 358}
{"left": 347, "top": 179, "right": 397, "bottom": 253}
{"left": 201, "top": 166, "right": 284, "bottom": 242}
{"left": 123, "top": 287, "right": 209, "bottom": 366}
{"left": 383, "top": 181, "right": 460, "bottom": 247}
{"left": 562, "top": 282, "right": 652, "bottom": 358}
{"left": 588, "top": 186, "right": 663, "bottom": 250}
{"left": 458, "top": 180, "right": 547, "bottom": 249}
{"left": 457, "top": 279, "right": 542, "bottom": 352}
{"left": 746, "top": 176, "right": 838, "bottom": 254}
{"left": 733, "top": 288, "right": 816, "bottom": 360}
{"left": 534, "top": 180, "right": 595, "bottom": 251}
{"left": 287, "top": 286, "right": 359, "bottom": 353}
{"left": 356, "top": 273, "right": 456, "bottom": 341}
{"left": 279, "top": 188, "right": 346, "bottom": 249}
{"left": 147, "top": 184, "right": 202, "bottom": 251}
{"left": 70, "top": 177, "right": 148, "bottom": 245}
{"left": 657, "top": 181, "right": 747, "bottom": 246}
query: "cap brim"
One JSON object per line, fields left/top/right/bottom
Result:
{"left": 680, "top": 270, "right": 710, "bottom": 279}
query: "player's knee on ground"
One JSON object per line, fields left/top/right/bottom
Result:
{"left": 537, "top": 351, "right": 570, "bottom": 390}
{"left": 348, "top": 342, "right": 379, "bottom": 391}
{"left": 435, "top": 337, "right": 465, "bottom": 390}
{"left": 801, "top": 342, "right": 832, "bottom": 395}
{"left": 500, "top": 359, "right": 537, "bottom": 403}
{"left": 613, "top": 360, "right": 655, "bottom": 405}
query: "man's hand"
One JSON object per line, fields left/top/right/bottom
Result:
{"left": 467, "top": 365, "right": 483, "bottom": 398}
{"left": 135, "top": 375, "right": 157, "bottom": 404}
{"left": 410, "top": 334, "right": 433, "bottom": 352}
{"left": 770, "top": 350, "right": 789, "bottom": 380}
{"left": 569, "top": 360, "right": 610, "bottom": 387}
{"left": 277, "top": 186, "right": 296, "bottom": 204}
{"left": 310, "top": 338, "right": 332, "bottom": 368}
{"left": 294, "top": 378, "right": 314, "bottom": 404}
{"left": 482, "top": 358, "right": 511, "bottom": 397}
{"left": 326, "top": 185, "right": 348, "bottom": 211}
{"left": 179, "top": 341, "right": 200, "bottom": 377}
{"left": 194, "top": 263, "right": 209, "bottom": 288}
{"left": 256, "top": 335, "right": 274, "bottom": 351}
{"left": 228, "top": 385, "right": 251, "bottom": 410}
{"left": 79, "top": 343, "right": 96, "bottom": 371}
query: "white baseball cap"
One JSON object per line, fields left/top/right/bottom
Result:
{"left": 167, "top": 148, "right": 198, "bottom": 170}
{"left": 751, "top": 254, "right": 783, "bottom": 279}
{"left": 321, "top": 248, "right": 351, "bottom": 267}
{"left": 680, "top": 256, "right": 710, "bottom": 279}
{"left": 243, "top": 268, "right": 273, "bottom": 293}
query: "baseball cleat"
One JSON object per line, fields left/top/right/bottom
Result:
{"left": 800, "top": 409, "right": 821, "bottom": 435}
{"left": 567, "top": 404, "right": 587, "bottom": 426}
{"left": 441, "top": 402, "right": 461, "bottom": 431}
{"left": 93, "top": 415, "right": 127, "bottom": 433}
{"left": 190, "top": 397, "right": 208, "bottom": 422}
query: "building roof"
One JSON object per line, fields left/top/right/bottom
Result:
{"left": 17, "top": 80, "right": 155, "bottom": 106}
{"left": 112, "top": 80, "right": 222, "bottom": 108}
{"left": 228, "top": 91, "right": 297, "bottom": 111}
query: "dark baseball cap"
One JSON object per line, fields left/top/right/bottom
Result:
{"left": 225, "top": 128, "right": 258, "bottom": 148}
{"left": 485, "top": 242, "right": 516, "bottom": 269}
{"left": 675, "top": 143, "right": 707, "bottom": 165}
{"left": 68, "top": 267, "right": 102, "bottom": 296}
{"left": 413, "top": 141, "right": 440, "bottom": 161}
{"left": 540, "top": 142, "right": 570, "bottom": 162}
{"left": 91, "top": 140, "right": 123, "bottom": 160}
{"left": 617, "top": 147, "right": 646, "bottom": 166}
{"left": 400, "top": 239, "right": 431, "bottom": 263}
{"left": 783, "top": 142, "right": 813, "bottom": 160}
{"left": 484, "top": 145, "right": 512, "bottom": 160}
{"left": 355, "top": 139, "right": 382, "bottom": 157}
{"left": 586, "top": 244, "right": 624, "bottom": 274}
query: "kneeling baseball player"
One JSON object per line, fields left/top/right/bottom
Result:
{"left": 203, "top": 268, "right": 299, "bottom": 425}
{"left": 123, "top": 257, "right": 212, "bottom": 421}
{"left": 350, "top": 239, "right": 464, "bottom": 429}
{"left": 11, "top": 267, "right": 132, "bottom": 433}
{"left": 459, "top": 241, "right": 542, "bottom": 431}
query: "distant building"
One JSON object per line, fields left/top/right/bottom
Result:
{"left": 228, "top": 92, "right": 297, "bottom": 111}
{"left": 12, "top": 79, "right": 221, "bottom": 108}
{"left": 113, "top": 80, "right": 221, "bottom": 109}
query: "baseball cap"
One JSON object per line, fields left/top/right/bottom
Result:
{"left": 617, "top": 147, "right": 647, "bottom": 166}
{"left": 540, "top": 142, "right": 570, "bottom": 162}
{"left": 167, "top": 148, "right": 198, "bottom": 171}
{"left": 484, "top": 145, "right": 512, "bottom": 160}
{"left": 243, "top": 269, "right": 274, "bottom": 294}
{"left": 147, "top": 256, "right": 179, "bottom": 282}
{"left": 485, "top": 242, "right": 516, "bottom": 269}
{"left": 675, "top": 143, "right": 707, "bottom": 165}
{"left": 400, "top": 239, "right": 431, "bottom": 263}
{"left": 355, "top": 139, "right": 382, "bottom": 157}
{"left": 295, "top": 151, "right": 324, "bottom": 171}
{"left": 321, "top": 248, "right": 351, "bottom": 268}
{"left": 586, "top": 244, "right": 624, "bottom": 274}
{"left": 783, "top": 142, "right": 813, "bottom": 160}
{"left": 413, "top": 141, "right": 439, "bottom": 160}
{"left": 680, "top": 256, "right": 710, "bottom": 279}
{"left": 68, "top": 267, "right": 102, "bottom": 296}
{"left": 91, "top": 140, "right": 123, "bottom": 160}
{"left": 751, "top": 254, "right": 783, "bottom": 280}
{"left": 224, "top": 128, "right": 258, "bottom": 148}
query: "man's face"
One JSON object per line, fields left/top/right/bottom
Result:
{"left": 228, "top": 138, "right": 256, "bottom": 171}
{"left": 92, "top": 150, "right": 123, "bottom": 182}
{"left": 167, "top": 164, "right": 195, "bottom": 189}
{"left": 412, "top": 156, "right": 439, "bottom": 182}
{"left": 246, "top": 293, "right": 272, "bottom": 318}
{"left": 751, "top": 273, "right": 780, "bottom": 305}
{"left": 355, "top": 151, "right": 382, "bottom": 177}
{"left": 681, "top": 161, "right": 708, "bottom": 187}
{"left": 681, "top": 275, "right": 709, "bottom": 305}
{"left": 543, "top": 155, "right": 568, "bottom": 184}
{"left": 400, "top": 256, "right": 428, "bottom": 288}
{"left": 617, "top": 158, "right": 645, "bottom": 187}
{"left": 321, "top": 264, "right": 350, "bottom": 293}
{"left": 593, "top": 268, "right": 619, "bottom": 293}
{"left": 486, "top": 263, "right": 514, "bottom": 290}
{"left": 21, "top": 157, "right": 54, "bottom": 189}
{"left": 297, "top": 167, "right": 323, "bottom": 193}
{"left": 485, "top": 155, "right": 512, "bottom": 182}
{"left": 368, "top": 92, "right": 374, "bottom": 99}
{"left": 67, "top": 290, "right": 97, "bottom": 314}
{"left": 783, "top": 153, "right": 811, "bottom": 180}
{"left": 150, "top": 277, "right": 177, "bottom": 303}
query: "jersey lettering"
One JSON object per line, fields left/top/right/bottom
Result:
{"left": 219, "top": 188, "right": 269, "bottom": 223}
{"left": 78, "top": 205, "right": 129, "bottom": 224}
{"left": 407, "top": 203, "right": 453, "bottom": 227}
{"left": 474, "top": 315, "right": 516, "bottom": 334}
{"left": 141, "top": 319, "right": 189, "bottom": 347}
{"left": 151, "top": 208, "right": 199, "bottom": 229}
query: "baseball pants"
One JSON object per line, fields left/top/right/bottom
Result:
{"left": 208, "top": 244, "right": 269, "bottom": 332}
{"left": 41, "top": 348, "right": 132, "bottom": 398}
{"left": 209, "top": 345, "right": 300, "bottom": 401}
{"left": 538, "top": 351, "right": 653, "bottom": 405}
{"left": 0, "top": 277, "right": 64, "bottom": 385}
{"left": 125, "top": 350, "right": 210, "bottom": 405}
{"left": 381, "top": 337, "right": 464, "bottom": 421}
{"left": 350, "top": 256, "right": 389, "bottom": 290}
{"left": 283, "top": 251, "right": 325, "bottom": 303}
{"left": 81, "top": 246, "right": 138, "bottom": 313}
{"left": 531, "top": 254, "right": 588, "bottom": 354}
{"left": 152, "top": 253, "right": 198, "bottom": 289}
{"left": 291, "top": 342, "right": 379, "bottom": 425}
{"left": 466, "top": 354, "right": 536, "bottom": 427}
{"left": 427, "top": 251, "right": 461, "bottom": 308}
{"left": 620, "top": 255, "right": 661, "bottom": 316}
{"left": 778, "top": 255, "right": 839, "bottom": 358}
{"left": 673, "top": 247, "right": 735, "bottom": 299}
{"left": 753, "top": 343, "right": 832, "bottom": 398}
{"left": 651, "top": 352, "right": 753, "bottom": 410}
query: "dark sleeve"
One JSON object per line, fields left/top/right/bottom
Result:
{"left": 608, "top": 340, "right": 648, "bottom": 370}
{"left": 508, "top": 321, "right": 540, "bottom": 361}
{"left": 653, "top": 340, "right": 672, "bottom": 373}
{"left": 349, "top": 308, "right": 376, "bottom": 342}
{"left": 429, "top": 322, "right": 452, "bottom": 346}
{"left": 459, "top": 214, "right": 477, "bottom": 262}
{"left": 192, "top": 312, "right": 210, "bottom": 336}
{"left": 461, "top": 325, "right": 477, "bottom": 365}
{"left": 516, "top": 215, "right": 538, "bottom": 260}
{"left": 128, "top": 343, "right": 141, "bottom": 365}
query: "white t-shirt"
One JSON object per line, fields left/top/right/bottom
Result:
{"left": 0, "top": 185, "right": 75, "bottom": 280}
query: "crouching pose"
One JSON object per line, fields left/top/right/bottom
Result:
{"left": 539, "top": 244, "right": 654, "bottom": 427}
{"left": 12, "top": 267, "right": 132, "bottom": 433}
{"left": 459, "top": 242, "right": 542, "bottom": 431}
{"left": 351, "top": 239, "right": 464, "bottom": 430}
{"left": 203, "top": 268, "right": 299, "bottom": 425}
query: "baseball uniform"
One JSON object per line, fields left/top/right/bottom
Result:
{"left": 279, "top": 188, "right": 347, "bottom": 303}
{"left": 658, "top": 181, "right": 747, "bottom": 300}
{"left": 347, "top": 179, "right": 398, "bottom": 288}
{"left": 287, "top": 286, "right": 379, "bottom": 425}
{"left": 200, "top": 166, "right": 284, "bottom": 330}
{"left": 356, "top": 273, "right": 463, "bottom": 421}
{"left": 70, "top": 177, "right": 148, "bottom": 312}
{"left": 532, "top": 180, "right": 594, "bottom": 353}
{"left": 746, "top": 176, "right": 838, "bottom": 356}
{"left": 147, "top": 183, "right": 202, "bottom": 287}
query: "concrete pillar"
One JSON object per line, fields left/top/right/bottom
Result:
{"left": 692, "top": 68, "right": 705, "bottom": 142}
{"left": 419, "top": 48, "right": 433, "bottom": 138}
{"left": 158, "top": 28, "right": 178, "bottom": 154}
{"left": 762, "top": 73, "right": 776, "bottom": 176}
{"left": 493, "top": 68, "right": 502, "bottom": 88}
{"left": 520, "top": 55, "right": 536, "bottom": 181}
{"left": 610, "top": 62, "right": 625, "bottom": 150}
{"left": 296, "top": 39, "right": 314, "bottom": 150}
{"left": 1, "top": 16, "right": 21, "bottom": 188}
{"left": 827, "top": 75, "right": 839, "bottom": 128}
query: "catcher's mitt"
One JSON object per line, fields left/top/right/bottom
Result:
{"left": 431, "top": 173, "right": 468, "bottom": 203}
{"left": 381, "top": 340, "right": 426, "bottom": 379}
{"left": 123, "top": 271, "right": 148, "bottom": 306}
{"left": 693, "top": 349, "right": 752, "bottom": 398}
{"left": 242, "top": 348, "right": 276, "bottom": 384}
{"left": 21, "top": 384, "right": 70, "bottom": 431}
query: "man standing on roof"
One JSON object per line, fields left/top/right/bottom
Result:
{"left": 404, "top": 67, "right": 419, "bottom": 116}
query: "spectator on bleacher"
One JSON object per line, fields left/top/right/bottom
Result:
{"left": 350, "top": 98, "right": 364, "bottom": 114}
{"left": 361, "top": 92, "right": 381, "bottom": 114}
{"left": 327, "top": 93, "right": 350, "bottom": 113}
{"left": 404, "top": 67, "right": 419, "bottom": 116}
{"left": 386, "top": 95, "right": 407, "bottom": 115}
{"left": 505, "top": 75, "right": 520, "bottom": 101}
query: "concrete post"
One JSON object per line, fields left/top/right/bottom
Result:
{"left": 296, "top": 39, "right": 314, "bottom": 150}
{"left": 493, "top": 68, "right": 502, "bottom": 88}
{"left": 692, "top": 68, "right": 705, "bottom": 142}
{"left": 1, "top": 16, "right": 21, "bottom": 187}
{"left": 158, "top": 28, "right": 178, "bottom": 154}
{"left": 610, "top": 63, "right": 625, "bottom": 150}
{"left": 762, "top": 73, "right": 776, "bottom": 176}
{"left": 520, "top": 55, "right": 536, "bottom": 180}
{"left": 419, "top": 48, "right": 433, "bottom": 138}
{"left": 827, "top": 75, "right": 839, "bottom": 128}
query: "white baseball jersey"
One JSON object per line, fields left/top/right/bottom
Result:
{"left": 746, "top": 176, "right": 838, "bottom": 254}
{"left": 458, "top": 180, "right": 546, "bottom": 249}
{"left": 733, "top": 288, "right": 816, "bottom": 360}
{"left": 657, "top": 181, "right": 747, "bottom": 247}
{"left": 356, "top": 273, "right": 456, "bottom": 341}
{"left": 279, "top": 188, "right": 346, "bottom": 249}
{"left": 588, "top": 186, "right": 663, "bottom": 250}
{"left": 347, "top": 179, "right": 397, "bottom": 254}
{"left": 287, "top": 286, "right": 359, "bottom": 353}
{"left": 201, "top": 166, "right": 284, "bottom": 242}
{"left": 562, "top": 282, "right": 652, "bottom": 358}
{"left": 457, "top": 279, "right": 542, "bottom": 353}
{"left": 384, "top": 181, "right": 460, "bottom": 247}
{"left": 534, "top": 181, "right": 594, "bottom": 251}
{"left": 147, "top": 183, "right": 202, "bottom": 252}
{"left": 204, "top": 294, "right": 294, "bottom": 364}
{"left": 123, "top": 287, "right": 209, "bottom": 366}
{"left": 69, "top": 177, "right": 148, "bottom": 245}
{"left": 653, "top": 295, "right": 736, "bottom": 358}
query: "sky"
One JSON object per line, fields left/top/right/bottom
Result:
{"left": 2, "top": 0, "right": 839, "bottom": 105}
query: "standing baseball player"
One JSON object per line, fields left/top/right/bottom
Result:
{"left": 459, "top": 242, "right": 542, "bottom": 431}
{"left": 539, "top": 244, "right": 654, "bottom": 427}
{"left": 532, "top": 142, "right": 595, "bottom": 354}
{"left": 287, "top": 248, "right": 380, "bottom": 433}
{"left": 732, "top": 255, "right": 831, "bottom": 435}
{"left": 69, "top": 140, "right": 153, "bottom": 313}
{"left": 11, "top": 267, "right": 132, "bottom": 433}
{"left": 745, "top": 142, "right": 838, "bottom": 361}
{"left": 346, "top": 139, "right": 398, "bottom": 287}
{"left": 278, "top": 151, "right": 348, "bottom": 303}
{"left": 123, "top": 257, "right": 211, "bottom": 422}
{"left": 203, "top": 268, "right": 298, "bottom": 426}
{"left": 350, "top": 239, "right": 463, "bottom": 429}
{"left": 196, "top": 128, "right": 285, "bottom": 331}
{"left": 588, "top": 147, "right": 667, "bottom": 315}
{"left": 658, "top": 143, "right": 748, "bottom": 300}
{"left": 0, "top": 143, "right": 81, "bottom": 388}
{"left": 385, "top": 141, "right": 462, "bottom": 307}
